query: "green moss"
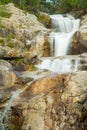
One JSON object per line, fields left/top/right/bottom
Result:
{"left": 15, "top": 58, "right": 23, "bottom": 63}
{"left": 5, "top": 34, "right": 13, "bottom": 42}
{"left": 7, "top": 42, "right": 14, "bottom": 48}
{"left": 5, "top": 34, "right": 14, "bottom": 48}
{"left": 0, "top": 10, "right": 11, "bottom": 18}
{"left": 0, "top": 5, "right": 11, "bottom": 18}
{"left": 0, "top": 38, "right": 5, "bottom": 45}
{"left": 0, "top": 38, "right": 14, "bottom": 48}
{"left": 0, "top": 17, "right": 5, "bottom": 28}
{"left": 38, "top": 13, "right": 51, "bottom": 27}
{"left": 0, "top": 34, "right": 14, "bottom": 47}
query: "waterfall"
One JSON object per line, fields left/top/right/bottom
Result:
{"left": 36, "top": 14, "right": 80, "bottom": 74}
{"left": 36, "top": 58, "right": 80, "bottom": 74}
{"left": 50, "top": 32, "right": 73, "bottom": 56}
{"left": 50, "top": 14, "right": 80, "bottom": 56}
{"left": 46, "top": 0, "right": 53, "bottom": 2}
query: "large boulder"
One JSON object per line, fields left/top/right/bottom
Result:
{"left": 0, "top": 3, "right": 50, "bottom": 58}
{"left": 2, "top": 71, "right": 87, "bottom": 130}
{"left": 0, "top": 46, "right": 23, "bottom": 58}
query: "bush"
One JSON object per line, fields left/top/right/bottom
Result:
{"left": 59, "top": 0, "right": 87, "bottom": 14}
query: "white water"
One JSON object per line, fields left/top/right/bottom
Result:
{"left": 0, "top": 82, "right": 31, "bottom": 130}
{"left": 0, "top": 90, "right": 23, "bottom": 130}
{"left": 50, "top": 14, "right": 80, "bottom": 56}
{"left": 36, "top": 14, "right": 80, "bottom": 74}
{"left": 36, "top": 58, "right": 80, "bottom": 74}
{"left": 50, "top": 32, "right": 73, "bottom": 56}
{"left": 46, "top": 0, "right": 53, "bottom": 2}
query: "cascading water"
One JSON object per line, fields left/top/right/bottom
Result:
{"left": 0, "top": 90, "right": 23, "bottom": 130}
{"left": 0, "top": 83, "right": 31, "bottom": 130}
{"left": 50, "top": 32, "right": 73, "bottom": 56}
{"left": 50, "top": 14, "right": 80, "bottom": 56}
{"left": 36, "top": 14, "right": 80, "bottom": 74}
{"left": 36, "top": 57, "right": 80, "bottom": 74}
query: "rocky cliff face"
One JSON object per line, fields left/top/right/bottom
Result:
{"left": 0, "top": 3, "right": 50, "bottom": 61}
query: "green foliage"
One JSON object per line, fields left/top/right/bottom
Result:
{"left": 59, "top": 0, "right": 87, "bottom": 13}
{"left": 0, "top": 0, "right": 14, "bottom": 4}
{"left": 0, "top": 5, "right": 11, "bottom": 18}
{"left": 79, "top": 0, "right": 87, "bottom": 11}
{"left": 14, "top": 0, "right": 26, "bottom": 10}
{"left": 27, "top": 0, "right": 41, "bottom": 7}
{"left": 0, "top": 0, "right": 87, "bottom": 16}
{"left": 25, "top": 0, "right": 41, "bottom": 13}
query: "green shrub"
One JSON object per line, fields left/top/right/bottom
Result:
{"left": 59, "top": 0, "right": 87, "bottom": 14}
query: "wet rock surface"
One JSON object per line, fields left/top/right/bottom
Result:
{"left": 0, "top": 70, "right": 86, "bottom": 130}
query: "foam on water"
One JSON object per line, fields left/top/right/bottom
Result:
{"left": 36, "top": 14, "right": 80, "bottom": 73}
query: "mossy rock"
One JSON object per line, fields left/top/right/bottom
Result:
{"left": 0, "top": 10, "right": 11, "bottom": 18}
{"left": 0, "top": 5, "right": 12, "bottom": 18}
{"left": 0, "top": 38, "right": 5, "bottom": 45}
{"left": 0, "top": 34, "right": 14, "bottom": 48}
{"left": 38, "top": 12, "right": 51, "bottom": 28}
{"left": 7, "top": 42, "right": 14, "bottom": 48}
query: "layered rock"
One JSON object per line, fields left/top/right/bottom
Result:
{"left": 1, "top": 71, "right": 86, "bottom": 130}
{"left": 0, "top": 3, "right": 50, "bottom": 60}
{"left": 72, "top": 15, "right": 87, "bottom": 54}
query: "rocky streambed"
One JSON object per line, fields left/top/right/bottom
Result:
{"left": 0, "top": 58, "right": 87, "bottom": 130}
{"left": 0, "top": 3, "right": 87, "bottom": 130}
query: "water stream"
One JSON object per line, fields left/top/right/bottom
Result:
{"left": 36, "top": 14, "right": 80, "bottom": 74}
{"left": 0, "top": 90, "right": 22, "bottom": 130}
{"left": 0, "top": 82, "right": 32, "bottom": 130}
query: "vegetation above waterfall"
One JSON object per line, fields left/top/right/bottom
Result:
{"left": 0, "top": 0, "right": 87, "bottom": 16}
